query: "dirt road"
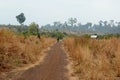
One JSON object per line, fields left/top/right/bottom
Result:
{"left": 13, "top": 42, "right": 69, "bottom": 80}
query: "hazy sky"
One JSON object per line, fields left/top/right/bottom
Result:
{"left": 0, "top": 0, "right": 120, "bottom": 26}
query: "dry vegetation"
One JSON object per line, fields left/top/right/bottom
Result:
{"left": 63, "top": 37, "right": 120, "bottom": 80}
{"left": 0, "top": 28, "right": 55, "bottom": 73}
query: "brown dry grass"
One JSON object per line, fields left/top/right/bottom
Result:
{"left": 0, "top": 28, "right": 55, "bottom": 72}
{"left": 63, "top": 37, "right": 120, "bottom": 80}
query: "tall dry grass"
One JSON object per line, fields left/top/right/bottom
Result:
{"left": 63, "top": 37, "right": 120, "bottom": 80}
{"left": 0, "top": 28, "right": 55, "bottom": 72}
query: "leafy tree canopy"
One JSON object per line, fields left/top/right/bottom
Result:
{"left": 16, "top": 13, "right": 26, "bottom": 25}
{"left": 28, "top": 22, "right": 39, "bottom": 35}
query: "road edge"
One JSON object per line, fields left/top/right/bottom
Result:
{"left": 62, "top": 43, "right": 79, "bottom": 80}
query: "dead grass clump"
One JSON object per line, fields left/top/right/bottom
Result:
{"left": 0, "top": 28, "right": 55, "bottom": 72}
{"left": 63, "top": 37, "right": 120, "bottom": 80}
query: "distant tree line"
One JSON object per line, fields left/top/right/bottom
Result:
{"left": 0, "top": 23, "right": 66, "bottom": 39}
{"left": 0, "top": 16, "right": 120, "bottom": 37}
{"left": 41, "top": 18, "right": 120, "bottom": 34}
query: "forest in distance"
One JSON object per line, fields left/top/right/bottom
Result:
{"left": 1, "top": 18, "right": 120, "bottom": 36}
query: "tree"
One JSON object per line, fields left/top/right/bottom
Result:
{"left": 63, "top": 21, "right": 68, "bottom": 27}
{"left": 110, "top": 20, "right": 114, "bottom": 27}
{"left": 78, "top": 23, "right": 82, "bottom": 27}
{"left": 53, "top": 21, "right": 62, "bottom": 29}
{"left": 68, "top": 18, "right": 77, "bottom": 27}
{"left": 16, "top": 13, "right": 26, "bottom": 25}
{"left": 117, "top": 22, "right": 120, "bottom": 27}
{"left": 85, "top": 22, "right": 92, "bottom": 29}
{"left": 87, "top": 22, "right": 92, "bottom": 27}
{"left": 53, "top": 22, "right": 60, "bottom": 27}
{"left": 16, "top": 13, "right": 26, "bottom": 32}
{"left": 99, "top": 20, "right": 103, "bottom": 27}
{"left": 37, "top": 25, "right": 40, "bottom": 39}
{"left": 103, "top": 21, "right": 108, "bottom": 27}
{"left": 28, "top": 22, "right": 39, "bottom": 35}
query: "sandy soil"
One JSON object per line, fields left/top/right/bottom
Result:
{"left": 0, "top": 42, "right": 78, "bottom": 80}
{"left": 14, "top": 42, "right": 69, "bottom": 80}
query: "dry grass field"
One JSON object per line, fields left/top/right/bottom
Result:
{"left": 63, "top": 37, "right": 120, "bottom": 80}
{"left": 0, "top": 28, "right": 55, "bottom": 73}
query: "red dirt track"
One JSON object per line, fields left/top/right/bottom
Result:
{"left": 14, "top": 42, "right": 69, "bottom": 80}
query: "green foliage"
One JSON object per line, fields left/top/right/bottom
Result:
{"left": 81, "top": 34, "right": 120, "bottom": 39}
{"left": 81, "top": 34, "right": 90, "bottom": 38}
{"left": 28, "top": 22, "right": 39, "bottom": 35}
{"left": 52, "top": 32, "right": 65, "bottom": 39}
{"left": 40, "top": 32, "right": 66, "bottom": 39}
{"left": 16, "top": 13, "right": 26, "bottom": 25}
{"left": 98, "top": 34, "right": 120, "bottom": 39}
{"left": 21, "top": 31, "right": 29, "bottom": 39}
{"left": 68, "top": 18, "right": 77, "bottom": 27}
